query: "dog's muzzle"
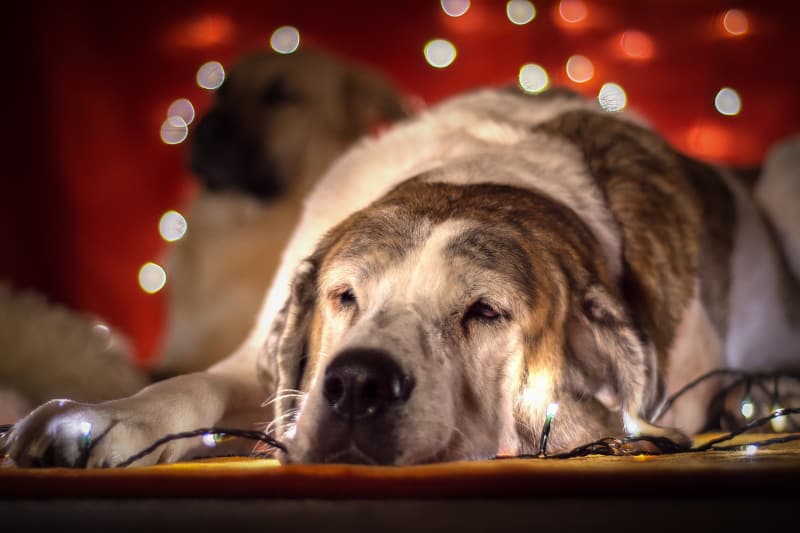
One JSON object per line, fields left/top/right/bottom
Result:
{"left": 303, "top": 348, "right": 415, "bottom": 464}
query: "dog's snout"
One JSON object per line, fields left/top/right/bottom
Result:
{"left": 192, "top": 109, "right": 235, "bottom": 145}
{"left": 323, "top": 349, "right": 414, "bottom": 421}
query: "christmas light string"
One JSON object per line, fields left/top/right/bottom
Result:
{"left": 1, "top": 368, "right": 798, "bottom": 466}
{"left": 113, "top": 427, "right": 287, "bottom": 467}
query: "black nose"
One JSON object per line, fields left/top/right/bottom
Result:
{"left": 323, "top": 349, "right": 414, "bottom": 421}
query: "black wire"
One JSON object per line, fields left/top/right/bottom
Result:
{"left": 691, "top": 407, "right": 800, "bottom": 452}
{"left": 652, "top": 368, "right": 745, "bottom": 421}
{"left": 711, "top": 433, "right": 800, "bottom": 451}
{"left": 115, "top": 427, "right": 287, "bottom": 468}
{"left": 653, "top": 368, "right": 800, "bottom": 422}
{"left": 8, "top": 368, "right": 800, "bottom": 465}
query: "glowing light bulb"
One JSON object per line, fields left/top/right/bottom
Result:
{"left": 270, "top": 26, "right": 300, "bottom": 54}
{"left": 537, "top": 401, "right": 559, "bottom": 457}
{"left": 441, "top": 0, "right": 470, "bottom": 17}
{"left": 139, "top": 262, "right": 167, "bottom": 294}
{"left": 565, "top": 54, "right": 593, "bottom": 83}
{"left": 92, "top": 323, "right": 113, "bottom": 350}
{"left": 623, "top": 412, "right": 641, "bottom": 436}
{"left": 202, "top": 433, "right": 219, "bottom": 448}
{"left": 598, "top": 82, "right": 627, "bottom": 112}
{"left": 159, "top": 210, "right": 187, "bottom": 242}
{"left": 506, "top": 0, "right": 536, "bottom": 25}
{"left": 558, "top": 0, "right": 587, "bottom": 24}
{"left": 166, "top": 98, "right": 195, "bottom": 125}
{"left": 770, "top": 405, "right": 787, "bottom": 432}
{"left": 518, "top": 63, "right": 549, "bottom": 94}
{"left": 424, "top": 39, "right": 457, "bottom": 68}
{"left": 196, "top": 61, "right": 225, "bottom": 90}
{"left": 723, "top": 9, "right": 749, "bottom": 36}
{"left": 740, "top": 394, "right": 755, "bottom": 419}
{"left": 715, "top": 87, "right": 741, "bottom": 116}
{"left": 745, "top": 444, "right": 758, "bottom": 456}
{"left": 522, "top": 370, "right": 553, "bottom": 412}
{"left": 160, "top": 116, "right": 188, "bottom": 145}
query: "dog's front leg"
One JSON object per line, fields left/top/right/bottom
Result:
{"left": 1, "top": 350, "right": 271, "bottom": 468}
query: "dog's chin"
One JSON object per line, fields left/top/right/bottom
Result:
{"left": 278, "top": 429, "right": 474, "bottom": 466}
{"left": 279, "top": 446, "right": 459, "bottom": 466}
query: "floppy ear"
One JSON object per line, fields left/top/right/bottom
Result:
{"left": 570, "top": 284, "right": 684, "bottom": 441}
{"left": 261, "top": 258, "right": 320, "bottom": 429}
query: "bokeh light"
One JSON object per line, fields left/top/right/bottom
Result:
{"left": 139, "top": 262, "right": 167, "bottom": 294}
{"left": 160, "top": 116, "right": 188, "bottom": 145}
{"left": 424, "top": 39, "right": 457, "bottom": 68}
{"left": 565, "top": 54, "right": 593, "bottom": 83}
{"left": 598, "top": 82, "right": 627, "bottom": 112}
{"left": 686, "top": 122, "right": 733, "bottom": 160}
{"left": 169, "top": 14, "right": 234, "bottom": 50}
{"left": 558, "top": 0, "right": 587, "bottom": 24}
{"left": 715, "top": 87, "right": 741, "bottom": 116}
{"left": 723, "top": 9, "right": 749, "bottom": 36}
{"left": 270, "top": 25, "right": 300, "bottom": 54}
{"left": 166, "top": 98, "right": 195, "bottom": 125}
{"left": 518, "top": 63, "right": 549, "bottom": 94}
{"left": 195, "top": 61, "right": 225, "bottom": 90}
{"left": 507, "top": 0, "right": 536, "bottom": 25}
{"left": 619, "top": 30, "right": 654, "bottom": 60}
{"left": 159, "top": 210, "right": 188, "bottom": 242}
{"left": 441, "top": 0, "right": 470, "bottom": 17}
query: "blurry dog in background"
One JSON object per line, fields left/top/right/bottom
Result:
{"left": 153, "top": 49, "right": 409, "bottom": 376}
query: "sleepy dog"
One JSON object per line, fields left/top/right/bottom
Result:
{"left": 155, "top": 48, "right": 408, "bottom": 376}
{"left": 3, "top": 87, "right": 799, "bottom": 466}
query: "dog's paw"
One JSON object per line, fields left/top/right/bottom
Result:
{"left": 1, "top": 399, "right": 173, "bottom": 468}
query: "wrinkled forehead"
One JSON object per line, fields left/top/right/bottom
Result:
{"left": 318, "top": 207, "right": 536, "bottom": 302}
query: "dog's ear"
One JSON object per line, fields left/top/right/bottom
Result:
{"left": 263, "top": 258, "right": 319, "bottom": 425}
{"left": 342, "top": 68, "right": 409, "bottom": 136}
{"left": 569, "top": 284, "right": 685, "bottom": 441}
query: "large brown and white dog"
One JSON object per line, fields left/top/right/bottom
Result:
{"left": 4, "top": 87, "right": 799, "bottom": 467}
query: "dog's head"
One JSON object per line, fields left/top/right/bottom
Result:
{"left": 266, "top": 178, "right": 665, "bottom": 464}
{"left": 190, "top": 49, "right": 408, "bottom": 199}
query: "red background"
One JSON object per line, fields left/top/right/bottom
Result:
{"left": 3, "top": 0, "right": 799, "bottom": 365}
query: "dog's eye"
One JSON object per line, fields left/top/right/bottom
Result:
{"left": 333, "top": 288, "right": 357, "bottom": 310}
{"left": 464, "top": 300, "right": 502, "bottom": 322}
{"left": 261, "top": 79, "right": 296, "bottom": 106}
